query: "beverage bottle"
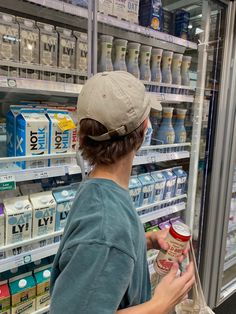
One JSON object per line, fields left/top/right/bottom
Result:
{"left": 140, "top": 45, "right": 152, "bottom": 82}
{"left": 126, "top": 42, "right": 141, "bottom": 79}
{"left": 98, "top": 35, "right": 113, "bottom": 72}
{"left": 162, "top": 50, "right": 173, "bottom": 93}
{"left": 181, "top": 56, "right": 192, "bottom": 86}
{"left": 172, "top": 53, "right": 183, "bottom": 93}
{"left": 151, "top": 48, "right": 163, "bottom": 92}
{"left": 113, "top": 38, "right": 128, "bottom": 71}
{"left": 174, "top": 109, "right": 187, "bottom": 143}
{"left": 157, "top": 107, "right": 175, "bottom": 144}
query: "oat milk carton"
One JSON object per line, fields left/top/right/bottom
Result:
{"left": 151, "top": 171, "right": 166, "bottom": 202}
{"left": 46, "top": 109, "right": 73, "bottom": 166}
{"left": 57, "top": 27, "right": 76, "bottom": 83}
{"left": 9, "top": 276, "right": 36, "bottom": 314}
{"left": 138, "top": 173, "right": 155, "bottom": 206}
{"left": 16, "top": 109, "right": 49, "bottom": 169}
{"left": 0, "top": 282, "right": 10, "bottom": 314}
{"left": 127, "top": 0, "right": 139, "bottom": 23}
{"left": 4, "top": 196, "right": 32, "bottom": 245}
{"left": 30, "top": 191, "right": 56, "bottom": 238}
{"left": 17, "top": 17, "right": 40, "bottom": 79}
{"left": 0, "top": 204, "right": 4, "bottom": 248}
{"left": 74, "top": 31, "right": 88, "bottom": 76}
{"left": 52, "top": 185, "right": 77, "bottom": 231}
{"left": 162, "top": 170, "right": 177, "bottom": 200}
{"left": 172, "top": 167, "right": 188, "bottom": 196}
{"left": 34, "top": 268, "right": 51, "bottom": 310}
{"left": 129, "top": 176, "right": 142, "bottom": 208}
{"left": 113, "top": 0, "right": 128, "bottom": 20}
{"left": 98, "top": 0, "right": 113, "bottom": 15}
{"left": 0, "top": 13, "right": 19, "bottom": 77}
{"left": 37, "top": 22, "right": 58, "bottom": 81}
{"left": 6, "top": 106, "right": 22, "bottom": 157}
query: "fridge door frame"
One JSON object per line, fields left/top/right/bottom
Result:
{"left": 199, "top": 1, "right": 236, "bottom": 308}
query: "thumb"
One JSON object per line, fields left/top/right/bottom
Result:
{"left": 168, "top": 262, "right": 179, "bottom": 278}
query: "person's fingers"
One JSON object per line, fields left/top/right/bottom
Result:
{"left": 158, "top": 237, "right": 169, "bottom": 251}
{"left": 183, "top": 275, "right": 195, "bottom": 293}
{"left": 178, "top": 262, "right": 195, "bottom": 284}
{"left": 167, "top": 262, "right": 180, "bottom": 279}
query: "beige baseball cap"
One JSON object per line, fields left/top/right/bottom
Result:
{"left": 78, "top": 71, "right": 162, "bottom": 141}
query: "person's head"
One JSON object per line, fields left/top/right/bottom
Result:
{"left": 78, "top": 71, "right": 161, "bottom": 166}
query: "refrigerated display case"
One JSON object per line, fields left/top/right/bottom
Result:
{"left": 0, "top": 0, "right": 233, "bottom": 312}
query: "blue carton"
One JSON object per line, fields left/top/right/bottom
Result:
{"left": 162, "top": 170, "right": 177, "bottom": 200}
{"left": 139, "top": 0, "right": 163, "bottom": 31}
{"left": 151, "top": 171, "right": 166, "bottom": 202}
{"left": 52, "top": 185, "right": 78, "bottom": 231}
{"left": 6, "top": 106, "right": 22, "bottom": 157}
{"left": 172, "top": 167, "right": 188, "bottom": 196}
{"left": 129, "top": 176, "right": 142, "bottom": 208}
{"left": 138, "top": 173, "right": 155, "bottom": 206}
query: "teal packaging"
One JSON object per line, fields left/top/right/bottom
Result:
{"left": 138, "top": 173, "right": 155, "bottom": 206}
{"left": 52, "top": 185, "right": 78, "bottom": 231}
{"left": 34, "top": 268, "right": 51, "bottom": 310}
{"left": 151, "top": 171, "right": 166, "bottom": 202}
{"left": 128, "top": 176, "right": 142, "bottom": 208}
{"left": 172, "top": 167, "right": 188, "bottom": 196}
{"left": 162, "top": 170, "right": 177, "bottom": 199}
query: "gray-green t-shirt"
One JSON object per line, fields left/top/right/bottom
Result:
{"left": 50, "top": 178, "right": 151, "bottom": 314}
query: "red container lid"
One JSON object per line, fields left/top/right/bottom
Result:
{"left": 169, "top": 222, "right": 191, "bottom": 242}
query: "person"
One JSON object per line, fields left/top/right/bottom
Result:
{"left": 50, "top": 71, "right": 195, "bottom": 314}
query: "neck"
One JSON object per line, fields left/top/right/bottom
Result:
{"left": 89, "top": 151, "right": 135, "bottom": 190}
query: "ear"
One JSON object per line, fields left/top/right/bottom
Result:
{"left": 143, "top": 117, "right": 149, "bottom": 134}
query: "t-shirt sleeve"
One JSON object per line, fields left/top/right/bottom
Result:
{"left": 50, "top": 242, "right": 135, "bottom": 314}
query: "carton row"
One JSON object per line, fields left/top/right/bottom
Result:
{"left": 129, "top": 167, "right": 187, "bottom": 210}
{"left": 6, "top": 106, "right": 78, "bottom": 169}
{"left": 0, "top": 13, "right": 88, "bottom": 82}
{"left": 0, "top": 183, "right": 79, "bottom": 257}
{"left": 0, "top": 258, "right": 53, "bottom": 314}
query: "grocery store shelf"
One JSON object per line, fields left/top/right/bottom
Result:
{"left": 224, "top": 254, "right": 236, "bottom": 271}
{"left": 0, "top": 242, "right": 59, "bottom": 272}
{"left": 33, "top": 306, "right": 50, "bottom": 314}
{"left": 134, "top": 143, "right": 191, "bottom": 166}
{"left": 228, "top": 223, "right": 236, "bottom": 233}
{"left": 148, "top": 92, "right": 194, "bottom": 103}
{"left": 136, "top": 194, "right": 187, "bottom": 213}
{"left": 139, "top": 200, "right": 186, "bottom": 224}
{"left": 0, "top": 230, "right": 63, "bottom": 252}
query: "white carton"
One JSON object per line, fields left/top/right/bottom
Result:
{"left": 113, "top": 0, "right": 128, "bottom": 20}
{"left": 30, "top": 191, "right": 56, "bottom": 238}
{"left": 46, "top": 109, "right": 73, "bottom": 166}
{"left": 74, "top": 31, "right": 88, "bottom": 75}
{"left": 16, "top": 109, "right": 49, "bottom": 169}
{"left": 127, "top": 0, "right": 139, "bottom": 23}
{"left": 3, "top": 196, "right": 32, "bottom": 245}
{"left": 98, "top": 0, "right": 113, "bottom": 15}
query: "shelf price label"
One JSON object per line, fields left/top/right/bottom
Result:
{"left": 0, "top": 174, "right": 16, "bottom": 191}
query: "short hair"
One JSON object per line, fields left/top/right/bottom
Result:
{"left": 79, "top": 119, "right": 146, "bottom": 166}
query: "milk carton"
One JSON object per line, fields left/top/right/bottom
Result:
{"left": 9, "top": 276, "right": 36, "bottom": 314}
{"left": 138, "top": 173, "right": 155, "bottom": 206}
{"left": 74, "top": 31, "right": 88, "bottom": 75}
{"left": 57, "top": 27, "right": 76, "bottom": 83}
{"left": 128, "top": 176, "right": 142, "bottom": 208}
{"left": 16, "top": 109, "right": 49, "bottom": 169}
{"left": 172, "top": 167, "right": 188, "bottom": 196}
{"left": 0, "top": 282, "right": 10, "bottom": 314}
{"left": 4, "top": 196, "right": 32, "bottom": 245}
{"left": 151, "top": 171, "right": 166, "bottom": 202}
{"left": 0, "top": 204, "right": 4, "bottom": 248}
{"left": 6, "top": 106, "right": 21, "bottom": 157}
{"left": 46, "top": 109, "right": 74, "bottom": 166}
{"left": 0, "top": 13, "right": 19, "bottom": 77}
{"left": 34, "top": 268, "right": 51, "bottom": 310}
{"left": 98, "top": 0, "right": 113, "bottom": 15}
{"left": 30, "top": 191, "right": 56, "bottom": 238}
{"left": 162, "top": 170, "right": 177, "bottom": 200}
{"left": 127, "top": 0, "right": 139, "bottom": 23}
{"left": 113, "top": 0, "right": 128, "bottom": 20}
{"left": 37, "top": 22, "right": 58, "bottom": 81}
{"left": 52, "top": 185, "right": 77, "bottom": 231}
{"left": 17, "top": 17, "right": 40, "bottom": 79}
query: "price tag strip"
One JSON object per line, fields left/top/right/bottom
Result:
{"left": 0, "top": 174, "right": 16, "bottom": 191}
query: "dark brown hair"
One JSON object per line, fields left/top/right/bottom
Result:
{"left": 79, "top": 119, "right": 146, "bottom": 165}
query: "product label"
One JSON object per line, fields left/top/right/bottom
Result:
{"left": 36, "top": 281, "right": 50, "bottom": 310}
{"left": 33, "top": 207, "right": 56, "bottom": 237}
{"left": 41, "top": 35, "right": 57, "bottom": 66}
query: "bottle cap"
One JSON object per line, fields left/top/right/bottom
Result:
{"left": 19, "top": 279, "right": 27, "bottom": 289}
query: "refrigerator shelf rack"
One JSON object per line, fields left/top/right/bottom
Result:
{"left": 32, "top": 305, "right": 50, "bottom": 314}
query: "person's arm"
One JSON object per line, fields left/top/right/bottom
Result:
{"left": 117, "top": 262, "right": 195, "bottom": 314}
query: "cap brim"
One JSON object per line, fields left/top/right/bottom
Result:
{"left": 146, "top": 93, "right": 162, "bottom": 111}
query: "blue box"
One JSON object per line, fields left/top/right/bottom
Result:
{"left": 172, "top": 167, "right": 188, "bottom": 196}
{"left": 151, "top": 171, "right": 166, "bottom": 202}
{"left": 162, "top": 170, "right": 177, "bottom": 200}
{"left": 138, "top": 173, "right": 155, "bottom": 206}
{"left": 129, "top": 176, "right": 142, "bottom": 208}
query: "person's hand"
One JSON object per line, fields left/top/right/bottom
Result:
{"left": 146, "top": 229, "right": 189, "bottom": 263}
{"left": 151, "top": 262, "right": 195, "bottom": 314}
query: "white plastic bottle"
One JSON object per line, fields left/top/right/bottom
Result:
{"left": 181, "top": 55, "right": 192, "bottom": 86}
{"left": 172, "top": 53, "right": 183, "bottom": 93}
{"left": 126, "top": 42, "right": 140, "bottom": 79}
{"left": 151, "top": 48, "right": 163, "bottom": 92}
{"left": 140, "top": 45, "right": 152, "bottom": 82}
{"left": 162, "top": 50, "right": 173, "bottom": 92}
{"left": 113, "top": 38, "right": 128, "bottom": 71}
{"left": 98, "top": 35, "right": 113, "bottom": 72}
